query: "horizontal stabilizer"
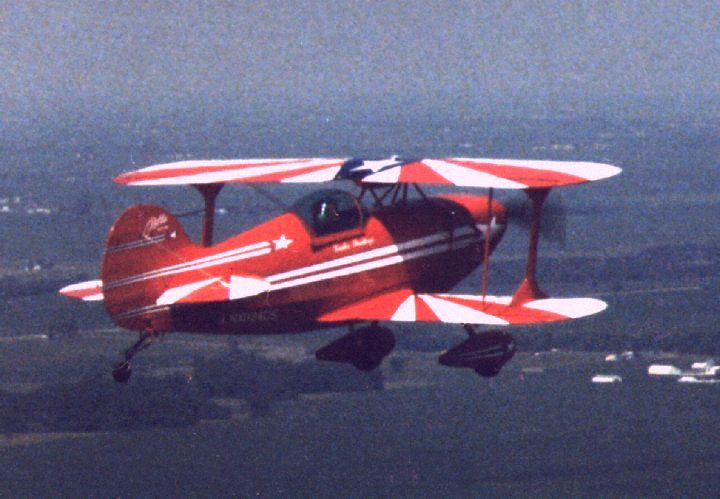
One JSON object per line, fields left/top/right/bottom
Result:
{"left": 156, "top": 275, "right": 270, "bottom": 305}
{"left": 59, "top": 280, "right": 104, "bottom": 301}
{"left": 114, "top": 157, "right": 621, "bottom": 190}
{"left": 318, "top": 289, "right": 607, "bottom": 326}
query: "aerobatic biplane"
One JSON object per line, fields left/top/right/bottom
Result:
{"left": 60, "top": 156, "right": 621, "bottom": 382}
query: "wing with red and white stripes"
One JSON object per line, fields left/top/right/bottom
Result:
{"left": 347, "top": 157, "right": 621, "bottom": 189}
{"left": 318, "top": 288, "right": 607, "bottom": 326}
{"left": 114, "top": 158, "right": 350, "bottom": 186}
{"left": 114, "top": 156, "right": 621, "bottom": 189}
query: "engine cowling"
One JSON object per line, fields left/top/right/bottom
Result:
{"left": 438, "top": 330, "right": 515, "bottom": 377}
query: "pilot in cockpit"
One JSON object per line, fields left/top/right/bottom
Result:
{"left": 314, "top": 200, "right": 341, "bottom": 232}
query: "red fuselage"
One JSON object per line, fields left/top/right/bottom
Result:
{"left": 103, "top": 192, "right": 506, "bottom": 335}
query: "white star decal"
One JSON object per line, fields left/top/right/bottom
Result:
{"left": 273, "top": 234, "right": 293, "bottom": 251}
{"left": 350, "top": 156, "right": 403, "bottom": 174}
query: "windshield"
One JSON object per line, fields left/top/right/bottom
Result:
{"left": 291, "top": 189, "right": 364, "bottom": 236}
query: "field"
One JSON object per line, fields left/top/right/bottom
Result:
{"left": 1, "top": 332, "right": 719, "bottom": 497}
{"left": 1, "top": 114, "right": 719, "bottom": 496}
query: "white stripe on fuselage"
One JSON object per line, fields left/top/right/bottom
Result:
{"left": 266, "top": 221, "right": 503, "bottom": 291}
{"left": 266, "top": 225, "right": 477, "bottom": 284}
{"left": 104, "top": 241, "right": 271, "bottom": 290}
{"left": 105, "top": 234, "right": 167, "bottom": 254}
{"left": 268, "top": 232, "right": 482, "bottom": 292}
{"left": 105, "top": 222, "right": 501, "bottom": 296}
{"left": 113, "top": 304, "right": 170, "bottom": 320}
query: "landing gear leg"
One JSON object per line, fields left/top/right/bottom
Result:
{"left": 112, "top": 329, "right": 155, "bottom": 383}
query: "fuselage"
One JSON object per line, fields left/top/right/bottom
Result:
{"left": 104, "top": 191, "right": 506, "bottom": 335}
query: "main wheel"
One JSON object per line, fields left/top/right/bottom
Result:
{"left": 316, "top": 325, "right": 395, "bottom": 371}
{"left": 352, "top": 353, "right": 384, "bottom": 372}
{"left": 112, "top": 361, "right": 132, "bottom": 383}
{"left": 474, "top": 364, "right": 502, "bottom": 378}
{"left": 349, "top": 326, "right": 394, "bottom": 371}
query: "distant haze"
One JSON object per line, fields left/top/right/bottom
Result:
{"left": 1, "top": 0, "right": 718, "bottom": 127}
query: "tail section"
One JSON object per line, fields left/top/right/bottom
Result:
{"left": 101, "top": 204, "right": 194, "bottom": 331}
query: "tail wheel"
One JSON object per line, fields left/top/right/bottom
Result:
{"left": 112, "top": 361, "right": 132, "bottom": 383}
{"left": 110, "top": 329, "right": 155, "bottom": 383}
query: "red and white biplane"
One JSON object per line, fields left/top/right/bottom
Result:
{"left": 60, "top": 156, "right": 621, "bottom": 382}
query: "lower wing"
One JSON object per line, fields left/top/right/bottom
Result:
{"left": 318, "top": 288, "right": 607, "bottom": 326}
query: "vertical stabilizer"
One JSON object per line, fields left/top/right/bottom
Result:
{"left": 101, "top": 204, "right": 193, "bottom": 331}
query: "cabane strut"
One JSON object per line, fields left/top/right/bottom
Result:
{"left": 194, "top": 183, "right": 224, "bottom": 247}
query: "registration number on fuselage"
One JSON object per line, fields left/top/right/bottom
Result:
{"left": 219, "top": 308, "right": 279, "bottom": 324}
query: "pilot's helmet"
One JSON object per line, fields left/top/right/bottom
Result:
{"left": 315, "top": 200, "right": 339, "bottom": 224}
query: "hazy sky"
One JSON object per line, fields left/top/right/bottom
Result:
{"left": 1, "top": 0, "right": 718, "bottom": 122}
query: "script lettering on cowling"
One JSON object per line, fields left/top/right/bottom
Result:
{"left": 352, "top": 236, "right": 374, "bottom": 248}
{"left": 333, "top": 242, "right": 351, "bottom": 253}
{"left": 142, "top": 214, "right": 169, "bottom": 239}
{"left": 333, "top": 236, "right": 375, "bottom": 253}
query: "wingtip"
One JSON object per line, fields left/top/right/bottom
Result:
{"left": 524, "top": 297, "right": 608, "bottom": 319}
{"left": 594, "top": 162, "right": 623, "bottom": 181}
{"left": 59, "top": 279, "right": 104, "bottom": 301}
{"left": 113, "top": 171, "right": 138, "bottom": 185}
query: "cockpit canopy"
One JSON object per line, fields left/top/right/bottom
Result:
{"left": 291, "top": 189, "right": 364, "bottom": 236}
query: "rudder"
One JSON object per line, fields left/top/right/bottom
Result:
{"left": 101, "top": 204, "right": 194, "bottom": 331}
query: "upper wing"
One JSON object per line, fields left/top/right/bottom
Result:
{"left": 115, "top": 156, "right": 620, "bottom": 189}
{"left": 318, "top": 288, "right": 607, "bottom": 326}
{"left": 114, "top": 158, "right": 350, "bottom": 186}
{"left": 349, "top": 157, "right": 621, "bottom": 189}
